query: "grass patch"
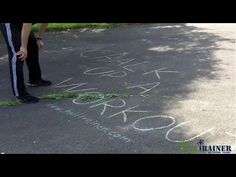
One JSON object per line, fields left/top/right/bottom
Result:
{"left": 40, "top": 92, "right": 79, "bottom": 100}
{"left": 161, "top": 96, "right": 174, "bottom": 100}
{"left": 41, "top": 92, "right": 121, "bottom": 101}
{"left": 32, "top": 23, "right": 122, "bottom": 32}
{"left": 0, "top": 100, "right": 22, "bottom": 106}
{"left": 0, "top": 92, "right": 133, "bottom": 107}
{"left": 122, "top": 93, "right": 133, "bottom": 97}
{"left": 105, "top": 93, "right": 119, "bottom": 98}
{"left": 78, "top": 93, "right": 104, "bottom": 101}
{"left": 179, "top": 142, "right": 200, "bottom": 154}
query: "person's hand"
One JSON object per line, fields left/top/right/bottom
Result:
{"left": 17, "top": 46, "right": 28, "bottom": 60}
{"left": 36, "top": 39, "right": 44, "bottom": 49}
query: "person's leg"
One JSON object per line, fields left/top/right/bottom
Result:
{"left": 26, "top": 32, "right": 52, "bottom": 87}
{"left": 0, "top": 23, "right": 39, "bottom": 103}
{"left": 26, "top": 32, "right": 42, "bottom": 82}
{"left": 0, "top": 23, "right": 26, "bottom": 97}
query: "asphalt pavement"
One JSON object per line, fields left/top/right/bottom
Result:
{"left": 0, "top": 23, "right": 235, "bottom": 153}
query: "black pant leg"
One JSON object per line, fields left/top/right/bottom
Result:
{"left": 26, "top": 32, "right": 42, "bottom": 82}
{"left": 0, "top": 23, "right": 27, "bottom": 97}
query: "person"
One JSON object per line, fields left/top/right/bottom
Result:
{"left": 0, "top": 23, "right": 52, "bottom": 103}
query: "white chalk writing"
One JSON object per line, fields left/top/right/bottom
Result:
{"left": 143, "top": 68, "right": 179, "bottom": 80}
{"left": 132, "top": 115, "right": 176, "bottom": 131}
{"left": 108, "top": 105, "right": 150, "bottom": 123}
{"left": 53, "top": 78, "right": 97, "bottom": 92}
{"left": 165, "top": 121, "right": 215, "bottom": 142}
{"left": 47, "top": 103, "right": 132, "bottom": 143}
{"left": 90, "top": 98, "right": 126, "bottom": 116}
{"left": 127, "top": 82, "right": 160, "bottom": 94}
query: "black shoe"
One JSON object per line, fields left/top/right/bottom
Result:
{"left": 17, "top": 94, "right": 39, "bottom": 103}
{"left": 27, "top": 79, "right": 52, "bottom": 87}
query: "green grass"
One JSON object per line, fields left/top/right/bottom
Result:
{"left": 0, "top": 100, "right": 23, "bottom": 106}
{"left": 105, "top": 93, "right": 119, "bottom": 98}
{"left": 179, "top": 142, "right": 200, "bottom": 154}
{"left": 0, "top": 92, "right": 133, "bottom": 107}
{"left": 161, "top": 96, "right": 174, "bottom": 100}
{"left": 41, "top": 92, "right": 120, "bottom": 101}
{"left": 78, "top": 93, "right": 104, "bottom": 101}
{"left": 41, "top": 92, "right": 104, "bottom": 101}
{"left": 32, "top": 23, "right": 123, "bottom": 32}
{"left": 40, "top": 92, "right": 79, "bottom": 100}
